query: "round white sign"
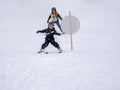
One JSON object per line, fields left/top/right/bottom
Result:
{"left": 61, "top": 15, "right": 80, "bottom": 34}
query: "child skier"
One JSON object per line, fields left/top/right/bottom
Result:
{"left": 36, "top": 22, "right": 63, "bottom": 53}
{"left": 47, "top": 7, "right": 64, "bottom": 34}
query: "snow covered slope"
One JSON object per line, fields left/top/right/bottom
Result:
{"left": 0, "top": 0, "right": 120, "bottom": 90}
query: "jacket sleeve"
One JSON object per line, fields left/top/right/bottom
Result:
{"left": 55, "top": 32, "right": 61, "bottom": 35}
{"left": 58, "top": 14, "right": 62, "bottom": 20}
{"left": 36, "top": 29, "right": 46, "bottom": 33}
{"left": 53, "top": 30, "right": 61, "bottom": 35}
{"left": 47, "top": 15, "right": 51, "bottom": 23}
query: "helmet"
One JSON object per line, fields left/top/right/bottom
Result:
{"left": 51, "top": 7, "right": 56, "bottom": 11}
{"left": 48, "top": 22, "right": 54, "bottom": 29}
{"left": 48, "top": 22, "right": 54, "bottom": 25}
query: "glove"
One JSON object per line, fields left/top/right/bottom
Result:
{"left": 58, "top": 33, "right": 61, "bottom": 35}
{"left": 36, "top": 31, "right": 40, "bottom": 33}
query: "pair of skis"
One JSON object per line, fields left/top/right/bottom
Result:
{"left": 37, "top": 51, "right": 62, "bottom": 54}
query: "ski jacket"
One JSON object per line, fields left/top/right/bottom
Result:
{"left": 37, "top": 28, "right": 60, "bottom": 41}
{"left": 47, "top": 12, "right": 62, "bottom": 23}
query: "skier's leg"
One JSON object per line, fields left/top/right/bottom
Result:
{"left": 38, "top": 40, "right": 50, "bottom": 53}
{"left": 55, "top": 22, "right": 63, "bottom": 32}
{"left": 51, "top": 40, "right": 63, "bottom": 53}
{"left": 51, "top": 40, "right": 60, "bottom": 48}
{"left": 41, "top": 40, "right": 49, "bottom": 50}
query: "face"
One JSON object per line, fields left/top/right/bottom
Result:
{"left": 48, "top": 24, "right": 54, "bottom": 29}
{"left": 52, "top": 10, "right": 56, "bottom": 13}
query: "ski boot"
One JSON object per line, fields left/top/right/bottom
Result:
{"left": 58, "top": 48, "right": 63, "bottom": 53}
{"left": 37, "top": 49, "right": 44, "bottom": 53}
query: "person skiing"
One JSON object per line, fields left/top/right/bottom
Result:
{"left": 36, "top": 22, "right": 63, "bottom": 53}
{"left": 47, "top": 7, "right": 64, "bottom": 34}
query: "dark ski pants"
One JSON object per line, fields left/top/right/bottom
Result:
{"left": 53, "top": 21, "right": 63, "bottom": 32}
{"left": 41, "top": 39, "right": 60, "bottom": 49}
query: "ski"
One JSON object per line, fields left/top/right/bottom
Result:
{"left": 45, "top": 52, "right": 49, "bottom": 54}
{"left": 37, "top": 51, "right": 48, "bottom": 54}
{"left": 44, "top": 52, "right": 62, "bottom": 54}
{"left": 37, "top": 51, "right": 62, "bottom": 54}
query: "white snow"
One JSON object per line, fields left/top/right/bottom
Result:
{"left": 0, "top": 0, "right": 120, "bottom": 90}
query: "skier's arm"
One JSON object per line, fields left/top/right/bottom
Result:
{"left": 58, "top": 14, "right": 62, "bottom": 20}
{"left": 52, "top": 30, "right": 61, "bottom": 35}
{"left": 47, "top": 15, "right": 51, "bottom": 23}
{"left": 36, "top": 29, "right": 46, "bottom": 33}
{"left": 54, "top": 32, "right": 61, "bottom": 35}
{"left": 55, "top": 32, "right": 61, "bottom": 35}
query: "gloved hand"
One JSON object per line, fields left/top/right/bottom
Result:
{"left": 60, "top": 32, "right": 65, "bottom": 35}
{"left": 58, "top": 33, "right": 61, "bottom": 35}
{"left": 36, "top": 31, "right": 40, "bottom": 33}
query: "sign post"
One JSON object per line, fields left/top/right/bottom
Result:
{"left": 61, "top": 12, "right": 80, "bottom": 50}
{"left": 69, "top": 12, "right": 73, "bottom": 50}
